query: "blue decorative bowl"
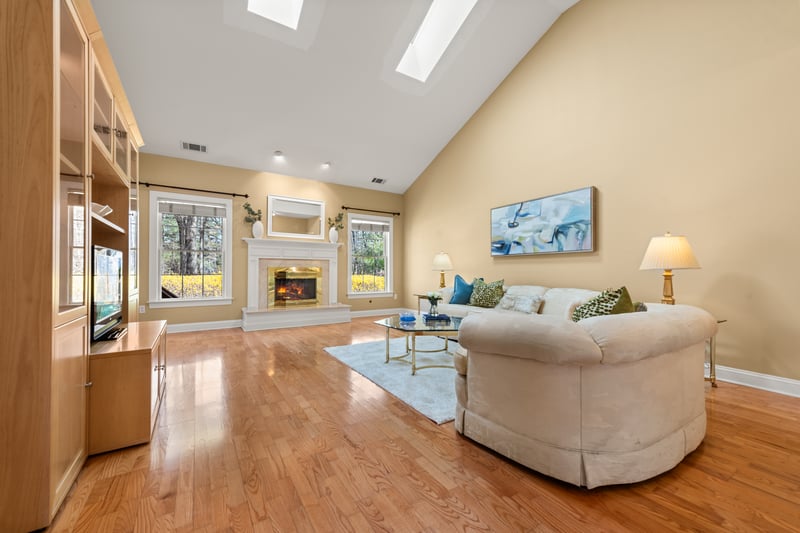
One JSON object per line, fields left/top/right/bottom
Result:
{"left": 399, "top": 312, "right": 416, "bottom": 322}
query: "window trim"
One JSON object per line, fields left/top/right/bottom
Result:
{"left": 346, "top": 212, "right": 393, "bottom": 298}
{"left": 148, "top": 190, "right": 233, "bottom": 308}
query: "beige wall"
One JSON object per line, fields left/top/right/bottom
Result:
{"left": 138, "top": 154, "right": 404, "bottom": 324}
{"left": 404, "top": 0, "right": 800, "bottom": 379}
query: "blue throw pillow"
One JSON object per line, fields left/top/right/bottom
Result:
{"left": 450, "top": 274, "right": 474, "bottom": 304}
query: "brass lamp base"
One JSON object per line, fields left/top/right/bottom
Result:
{"left": 439, "top": 271, "right": 446, "bottom": 289}
{"left": 661, "top": 269, "right": 675, "bottom": 305}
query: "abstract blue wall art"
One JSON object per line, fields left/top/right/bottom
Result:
{"left": 490, "top": 187, "right": 595, "bottom": 256}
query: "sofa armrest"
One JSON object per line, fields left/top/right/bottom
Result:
{"left": 440, "top": 286, "right": 454, "bottom": 302}
{"left": 578, "top": 303, "right": 718, "bottom": 364}
{"left": 458, "top": 313, "right": 603, "bottom": 365}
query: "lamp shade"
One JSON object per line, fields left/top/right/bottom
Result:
{"left": 432, "top": 252, "right": 453, "bottom": 271}
{"left": 639, "top": 233, "right": 700, "bottom": 270}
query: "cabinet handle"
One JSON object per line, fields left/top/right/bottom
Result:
{"left": 154, "top": 365, "right": 159, "bottom": 371}
{"left": 84, "top": 381, "right": 93, "bottom": 388}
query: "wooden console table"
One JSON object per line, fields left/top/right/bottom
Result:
{"left": 88, "top": 320, "right": 167, "bottom": 454}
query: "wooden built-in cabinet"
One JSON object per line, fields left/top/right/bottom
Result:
{"left": 0, "top": 0, "right": 148, "bottom": 530}
{"left": 129, "top": 146, "right": 140, "bottom": 322}
{"left": 89, "top": 321, "right": 167, "bottom": 455}
{"left": 51, "top": 317, "right": 89, "bottom": 506}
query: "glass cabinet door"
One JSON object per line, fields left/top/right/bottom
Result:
{"left": 92, "top": 62, "right": 113, "bottom": 157}
{"left": 129, "top": 182, "right": 139, "bottom": 294}
{"left": 114, "top": 109, "right": 129, "bottom": 175}
{"left": 58, "top": 0, "right": 88, "bottom": 314}
{"left": 130, "top": 141, "right": 139, "bottom": 182}
{"left": 59, "top": 0, "right": 84, "bottom": 176}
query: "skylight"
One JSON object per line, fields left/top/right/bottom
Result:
{"left": 247, "top": 0, "right": 304, "bottom": 30}
{"left": 395, "top": 0, "right": 479, "bottom": 83}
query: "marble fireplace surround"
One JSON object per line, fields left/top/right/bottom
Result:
{"left": 242, "top": 238, "right": 351, "bottom": 331}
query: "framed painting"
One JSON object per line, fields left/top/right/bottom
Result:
{"left": 490, "top": 186, "right": 595, "bottom": 256}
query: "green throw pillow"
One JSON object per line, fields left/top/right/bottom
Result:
{"left": 469, "top": 278, "right": 505, "bottom": 308}
{"left": 572, "top": 286, "right": 635, "bottom": 321}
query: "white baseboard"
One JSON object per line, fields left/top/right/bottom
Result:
{"left": 350, "top": 307, "right": 413, "bottom": 318}
{"left": 716, "top": 365, "right": 800, "bottom": 398}
{"left": 167, "top": 319, "right": 243, "bottom": 333}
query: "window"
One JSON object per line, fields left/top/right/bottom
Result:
{"left": 148, "top": 191, "right": 232, "bottom": 308}
{"left": 347, "top": 213, "right": 393, "bottom": 297}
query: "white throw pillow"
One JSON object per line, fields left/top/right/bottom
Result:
{"left": 496, "top": 294, "right": 543, "bottom": 314}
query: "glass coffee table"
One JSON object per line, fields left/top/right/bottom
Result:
{"left": 374, "top": 315, "right": 462, "bottom": 375}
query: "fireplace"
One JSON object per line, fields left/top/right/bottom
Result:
{"left": 272, "top": 267, "right": 320, "bottom": 306}
{"left": 243, "top": 238, "right": 350, "bottom": 331}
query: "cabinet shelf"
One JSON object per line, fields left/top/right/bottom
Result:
{"left": 93, "top": 101, "right": 110, "bottom": 133}
{"left": 91, "top": 135, "right": 129, "bottom": 188}
{"left": 60, "top": 153, "right": 81, "bottom": 175}
{"left": 91, "top": 212, "right": 125, "bottom": 234}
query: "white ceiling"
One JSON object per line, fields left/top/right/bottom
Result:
{"left": 93, "top": 0, "right": 579, "bottom": 194}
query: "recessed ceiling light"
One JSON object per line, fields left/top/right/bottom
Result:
{"left": 321, "top": 161, "right": 331, "bottom": 169}
{"left": 396, "top": 0, "right": 478, "bottom": 83}
{"left": 247, "top": 0, "right": 304, "bottom": 30}
{"left": 273, "top": 150, "right": 285, "bottom": 160}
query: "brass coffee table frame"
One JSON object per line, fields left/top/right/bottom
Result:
{"left": 375, "top": 315, "right": 461, "bottom": 375}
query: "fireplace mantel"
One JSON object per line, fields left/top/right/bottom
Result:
{"left": 241, "top": 238, "right": 351, "bottom": 330}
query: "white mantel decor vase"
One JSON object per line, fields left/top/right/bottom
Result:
{"left": 252, "top": 220, "right": 264, "bottom": 239}
{"left": 329, "top": 227, "right": 339, "bottom": 243}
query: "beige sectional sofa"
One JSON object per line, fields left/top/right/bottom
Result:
{"left": 439, "top": 285, "right": 718, "bottom": 488}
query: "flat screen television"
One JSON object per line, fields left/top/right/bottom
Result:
{"left": 92, "top": 245, "right": 124, "bottom": 342}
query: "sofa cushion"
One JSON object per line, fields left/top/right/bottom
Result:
{"left": 450, "top": 274, "right": 475, "bottom": 304}
{"left": 497, "top": 293, "right": 543, "bottom": 314}
{"left": 469, "top": 278, "right": 505, "bottom": 308}
{"left": 572, "top": 287, "right": 634, "bottom": 322}
{"left": 439, "top": 286, "right": 455, "bottom": 303}
{"left": 505, "top": 285, "right": 549, "bottom": 299}
{"left": 540, "top": 288, "right": 599, "bottom": 317}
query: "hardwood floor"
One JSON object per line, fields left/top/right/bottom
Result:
{"left": 48, "top": 318, "right": 800, "bottom": 532}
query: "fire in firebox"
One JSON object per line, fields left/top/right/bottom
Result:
{"left": 274, "top": 276, "right": 317, "bottom": 304}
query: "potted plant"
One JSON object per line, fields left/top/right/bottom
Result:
{"left": 243, "top": 202, "right": 263, "bottom": 238}
{"left": 426, "top": 290, "right": 442, "bottom": 317}
{"left": 327, "top": 212, "right": 344, "bottom": 242}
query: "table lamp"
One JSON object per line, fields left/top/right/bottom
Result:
{"left": 639, "top": 232, "right": 700, "bottom": 304}
{"left": 432, "top": 252, "right": 453, "bottom": 288}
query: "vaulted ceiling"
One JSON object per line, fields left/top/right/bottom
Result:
{"left": 93, "top": 0, "right": 579, "bottom": 193}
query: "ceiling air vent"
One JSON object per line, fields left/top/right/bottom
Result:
{"left": 180, "top": 141, "right": 207, "bottom": 153}
{"left": 371, "top": 177, "right": 386, "bottom": 184}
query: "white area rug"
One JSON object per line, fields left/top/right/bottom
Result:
{"left": 324, "top": 336, "right": 457, "bottom": 424}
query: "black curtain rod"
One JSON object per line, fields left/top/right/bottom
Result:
{"left": 141, "top": 181, "right": 249, "bottom": 198}
{"left": 342, "top": 205, "right": 400, "bottom": 216}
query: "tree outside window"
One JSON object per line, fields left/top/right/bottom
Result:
{"left": 149, "top": 191, "right": 232, "bottom": 307}
{"left": 348, "top": 214, "right": 392, "bottom": 295}
{"left": 160, "top": 212, "right": 223, "bottom": 298}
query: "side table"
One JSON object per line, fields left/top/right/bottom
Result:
{"left": 413, "top": 293, "right": 429, "bottom": 314}
{"left": 706, "top": 319, "right": 727, "bottom": 387}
